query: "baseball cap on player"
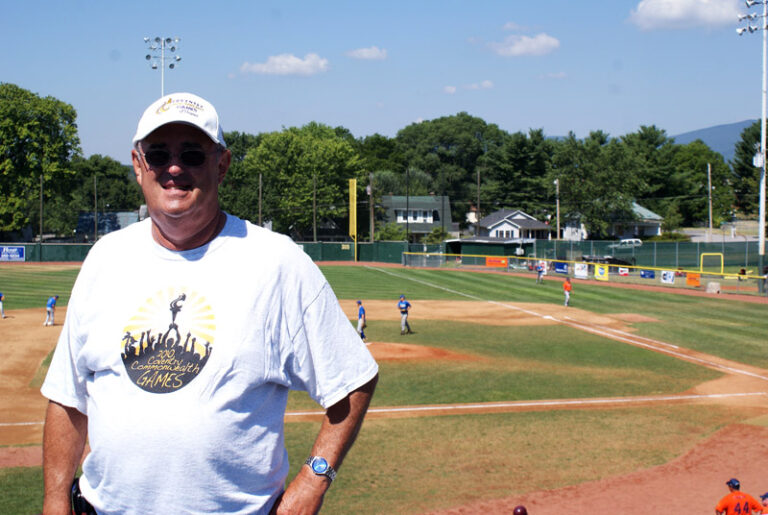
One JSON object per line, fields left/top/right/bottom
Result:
{"left": 356, "top": 300, "right": 361, "bottom": 304}
{"left": 512, "top": 506, "right": 528, "bottom": 515}
{"left": 133, "top": 92, "right": 226, "bottom": 148}
{"left": 726, "top": 478, "right": 740, "bottom": 489}
{"left": 400, "top": 294, "right": 405, "bottom": 299}
{"left": 761, "top": 492, "right": 768, "bottom": 501}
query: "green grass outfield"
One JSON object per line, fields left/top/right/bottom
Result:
{"left": 1, "top": 263, "right": 767, "bottom": 513}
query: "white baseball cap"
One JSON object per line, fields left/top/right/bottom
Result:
{"left": 132, "top": 92, "right": 226, "bottom": 148}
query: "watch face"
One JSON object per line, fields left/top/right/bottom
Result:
{"left": 312, "top": 457, "right": 329, "bottom": 474}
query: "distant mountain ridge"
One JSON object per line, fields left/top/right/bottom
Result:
{"left": 672, "top": 119, "right": 756, "bottom": 164}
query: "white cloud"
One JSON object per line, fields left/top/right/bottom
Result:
{"left": 503, "top": 21, "right": 526, "bottom": 31}
{"left": 465, "top": 80, "right": 494, "bottom": 90}
{"left": 629, "top": 0, "right": 740, "bottom": 30}
{"left": 444, "top": 85, "right": 457, "bottom": 94}
{"left": 489, "top": 33, "right": 560, "bottom": 57}
{"left": 346, "top": 46, "right": 387, "bottom": 60}
{"left": 240, "top": 53, "right": 329, "bottom": 76}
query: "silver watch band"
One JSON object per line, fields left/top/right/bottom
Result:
{"left": 305, "top": 455, "right": 337, "bottom": 482}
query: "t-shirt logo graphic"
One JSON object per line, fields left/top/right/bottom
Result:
{"left": 121, "top": 290, "right": 214, "bottom": 393}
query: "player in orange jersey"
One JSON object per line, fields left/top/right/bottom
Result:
{"left": 563, "top": 277, "right": 572, "bottom": 307}
{"left": 715, "top": 478, "right": 762, "bottom": 515}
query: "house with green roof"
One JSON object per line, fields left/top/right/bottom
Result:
{"left": 380, "top": 195, "right": 456, "bottom": 241}
{"left": 563, "top": 202, "right": 663, "bottom": 240}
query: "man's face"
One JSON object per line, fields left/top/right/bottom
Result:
{"left": 132, "top": 123, "right": 229, "bottom": 234}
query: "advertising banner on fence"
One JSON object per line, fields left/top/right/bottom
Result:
{"left": 554, "top": 262, "right": 569, "bottom": 275}
{"left": 595, "top": 264, "right": 609, "bottom": 281}
{"left": 618, "top": 267, "right": 629, "bottom": 276}
{"left": 661, "top": 271, "right": 675, "bottom": 284}
{"left": 640, "top": 270, "right": 655, "bottom": 279}
{"left": 485, "top": 257, "right": 507, "bottom": 268}
{"left": 574, "top": 262, "right": 588, "bottom": 279}
{"left": 0, "top": 246, "right": 25, "bottom": 262}
{"left": 686, "top": 272, "right": 701, "bottom": 287}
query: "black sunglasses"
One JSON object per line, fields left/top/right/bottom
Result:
{"left": 140, "top": 148, "right": 218, "bottom": 168}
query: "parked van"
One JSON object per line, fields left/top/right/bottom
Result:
{"left": 609, "top": 238, "right": 642, "bottom": 249}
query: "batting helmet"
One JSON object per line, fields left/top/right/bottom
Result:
{"left": 513, "top": 506, "right": 528, "bottom": 515}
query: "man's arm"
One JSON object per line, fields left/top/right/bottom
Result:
{"left": 273, "top": 375, "right": 378, "bottom": 515}
{"left": 43, "top": 401, "right": 88, "bottom": 515}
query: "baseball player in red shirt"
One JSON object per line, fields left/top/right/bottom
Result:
{"left": 715, "top": 478, "right": 762, "bottom": 515}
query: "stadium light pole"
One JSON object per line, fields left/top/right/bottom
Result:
{"left": 738, "top": 1, "right": 767, "bottom": 287}
{"left": 144, "top": 36, "right": 182, "bottom": 97}
{"left": 554, "top": 178, "right": 560, "bottom": 240}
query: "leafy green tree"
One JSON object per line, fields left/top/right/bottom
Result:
{"left": 731, "top": 120, "right": 761, "bottom": 214}
{"left": 395, "top": 112, "right": 506, "bottom": 224}
{"left": 621, "top": 125, "right": 677, "bottom": 216}
{"left": 424, "top": 226, "right": 449, "bottom": 244}
{"left": 357, "top": 133, "right": 405, "bottom": 175}
{"left": 662, "top": 201, "right": 683, "bottom": 232}
{"left": 552, "top": 131, "right": 641, "bottom": 238}
{"left": 375, "top": 221, "right": 406, "bottom": 241}
{"left": 667, "top": 140, "right": 733, "bottom": 226}
{"left": 481, "top": 128, "right": 552, "bottom": 217}
{"left": 39, "top": 155, "right": 140, "bottom": 237}
{"left": 219, "top": 131, "right": 263, "bottom": 221}
{"left": 243, "top": 123, "right": 364, "bottom": 235}
{"left": 0, "top": 83, "right": 80, "bottom": 234}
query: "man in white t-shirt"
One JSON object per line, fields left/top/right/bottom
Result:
{"left": 41, "top": 92, "right": 379, "bottom": 515}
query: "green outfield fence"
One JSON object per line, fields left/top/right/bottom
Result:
{"left": 403, "top": 250, "right": 768, "bottom": 297}
{"left": 2, "top": 239, "right": 764, "bottom": 275}
{"left": 532, "top": 239, "right": 762, "bottom": 270}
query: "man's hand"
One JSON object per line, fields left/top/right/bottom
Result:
{"left": 271, "top": 466, "right": 329, "bottom": 515}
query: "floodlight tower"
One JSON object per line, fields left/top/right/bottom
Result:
{"left": 144, "top": 36, "right": 181, "bottom": 97}
{"left": 738, "top": 0, "right": 767, "bottom": 284}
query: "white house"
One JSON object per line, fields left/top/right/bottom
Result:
{"left": 476, "top": 210, "right": 551, "bottom": 239}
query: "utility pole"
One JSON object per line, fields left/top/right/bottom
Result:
{"left": 707, "top": 163, "right": 713, "bottom": 243}
{"left": 258, "top": 173, "right": 262, "bottom": 226}
{"left": 368, "top": 171, "right": 374, "bottom": 242}
{"left": 94, "top": 175, "right": 98, "bottom": 242}
{"left": 39, "top": 175, "right": 43, "bottom": 244}
{"left": 554, "top": 178, "right": 560, "bottom": 240}
{"left": 313, "top": 172, "right": 317, "bottom": 242}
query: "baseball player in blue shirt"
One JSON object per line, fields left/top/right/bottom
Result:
{"left": 44, "top": 295, "right": 58, "bottom": 326}
{"left": 397, "top": 295, "right": 412, "bottom": 335}
{"left": 356, "top": 300, "right": 367, "bottom": 342}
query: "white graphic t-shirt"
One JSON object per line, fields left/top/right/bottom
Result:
{"left": 42, "top": 214, "right": 379, "bottom": 514}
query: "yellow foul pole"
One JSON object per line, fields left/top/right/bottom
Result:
{"left": 349, "top": 179, "right": 357, "bottom": 262}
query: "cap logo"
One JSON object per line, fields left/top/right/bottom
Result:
{"left": 155, "top": 97, "right": 206, "bottom": 118}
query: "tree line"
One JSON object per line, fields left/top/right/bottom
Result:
{"left": 1, "top": 82, "right": 764, "bottom": 242}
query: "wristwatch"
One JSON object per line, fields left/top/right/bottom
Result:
{"left": 305, "top": 456, "right": 337, "bottom": 482}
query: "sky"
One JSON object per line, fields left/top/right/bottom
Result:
{"left": 0, "top": 0, "right": 763, "bottom": 164}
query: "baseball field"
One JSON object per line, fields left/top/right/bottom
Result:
{"left": 1, "top": 262, "right": 768, "bottom": 514}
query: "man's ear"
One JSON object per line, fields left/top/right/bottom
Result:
{"left": 131, "top": 149, "right": 144, "bottom": 186}
{"left": 218, "top": 148, "right": 231, "bottom": 185}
